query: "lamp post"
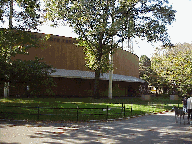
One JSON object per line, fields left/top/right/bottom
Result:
{"left": 108, "top": 50, "right": 113, "bottom": 99}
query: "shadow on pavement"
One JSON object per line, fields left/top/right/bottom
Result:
{"left": 0, "top": 112, "right": 192, "bottom": 144}
{"left": 0, "top": 142, "right": 20, "bottom": 144}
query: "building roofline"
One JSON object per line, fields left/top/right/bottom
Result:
{"left": 50, "top": 69, "right": 145, "bottom": 83}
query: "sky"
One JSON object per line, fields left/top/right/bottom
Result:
{"left": 1, "top": 0, "right": 192, "bottom": 58}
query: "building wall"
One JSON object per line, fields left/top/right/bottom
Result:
{"left": 8, "top": 32, "right": 141, "bottom": 97}
{"left": 7, "top": 77, "right": 140, "bottom": 97}
{"left": 113, "top": 49, "right": 139, "bottom": 78}
{"left": 12, "top": 32, "right": 139, "bottom": 78}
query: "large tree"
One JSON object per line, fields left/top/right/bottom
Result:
{"left": 0, "top": 0, "right": 43, "bottom": 62}
{"left": 44, "top": 0, "right": 176, "bottom": 98}
{"left": 139, "top": 55, "right": 164, "bottom": 96}
{"left": 151, "top": 43, "right": 192, "bottom": 96}
{"left": 0, "top": 0, "right": 55, "bottom": 97}
{"left": 0, "top": 28, "right": 37, "bottom": 83}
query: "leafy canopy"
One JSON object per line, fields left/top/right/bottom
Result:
{"left": 151, "top": 43, "right": 192, "bottom": 96}
{"left": 139, "top": 54, "right": 170, "bottom": 95}
{"left": 0, "top": 29, "right": 39, "bottom": 62}
{"left": 0, "top": 0, "right": 41, "bottom": 30}
{"left": 44, "top": 0, "right": 176, "bottom": 73}
{"left": 0, "top": 0, "right": 55, "bottom": 96}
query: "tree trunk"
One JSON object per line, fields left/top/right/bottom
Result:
{"left": 4, "top": 0, "right": 13, "bottom": 98}
{"left": 9, "top": 0, "right": 13, "bottom": 29}
{"left": 156, "top": 87, "right": 158, "bottom": 97}
{"left": 93, "top": 39, "right": 102, "bottom": 99}
{"left": 93, "top": 69, "right": 100, "bottom": 99}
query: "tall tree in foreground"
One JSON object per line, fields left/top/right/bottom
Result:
{"left": 0, "top": 0, "right": 42, "bottom": 63}
{"left": 0, "top": 0, "right": 55, "bottom": 97}
{"left": 45, "top": 0, "right": 176, "bottom": 98}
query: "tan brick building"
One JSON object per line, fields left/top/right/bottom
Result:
{"left": 9, "top": 32, "right": 144, "bottom": 97}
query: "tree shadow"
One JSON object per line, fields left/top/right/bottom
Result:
{"left": 0, "top": 142, "right": 20, "bottom": 144}
{"left": 1, "top": 113, "right": 189, "bottom": 144}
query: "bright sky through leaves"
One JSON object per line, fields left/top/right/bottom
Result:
{"left": 1, "top": 0, "right": 191, "bottom": 58}
{"left": 38, "top": 0, "right": 192, "bottom": 58}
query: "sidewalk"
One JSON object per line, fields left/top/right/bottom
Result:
{"left": 0, "top": 111, "right": 192, "bottom": 144}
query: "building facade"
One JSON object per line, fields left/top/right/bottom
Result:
{"left": 7, "top": 32, "right": 144, "bottom": 97}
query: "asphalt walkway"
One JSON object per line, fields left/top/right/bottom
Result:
{"left": 0, "top": 111, "right": 192, "bottom": 144}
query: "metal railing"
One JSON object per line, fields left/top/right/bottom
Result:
{"left": 1, "top": 103, "right": 133, "bottom": 121}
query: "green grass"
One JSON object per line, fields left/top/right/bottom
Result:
{"left": 0, "top": 97, "right": 182, "bottom": 122}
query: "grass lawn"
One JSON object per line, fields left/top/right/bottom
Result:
{"left": 0, "top": 97, "right": 182, "bottom": 122}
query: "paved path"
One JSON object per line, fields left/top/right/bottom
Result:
{"left": 0, "top": 111, "right": 192, "bottom": 144}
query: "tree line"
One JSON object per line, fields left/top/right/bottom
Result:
{"left": 139, "top": 43, "right": 192, "bottom": 97}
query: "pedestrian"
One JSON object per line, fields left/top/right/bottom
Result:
{"left": 182, "top": 96, "right": 187, "bottom": 113}
{"left": 187, "top": 97, "right": 192, "bottom": 124}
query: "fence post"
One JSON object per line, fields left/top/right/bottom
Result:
{"left": 122, "top": 103, "right": 123, "bottom": 113}
{"left": 178, "top": 103, "right": 179, "bottom": 108}
{"left": 131, "top": 106, "right": 132, "bottom": 116}
{"left": 77, "top": 106, "right": 79, "bottom": 121}
{"left": 37, "top": 106, "right": 39, "bottom": 121}
{"left": 106, "top": 105, "right": 108, "bottom": 120}
{"left": 124, "top": 105, "right": 125, "bottom": 117}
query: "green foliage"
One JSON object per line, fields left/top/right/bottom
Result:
{"left": 0, "top": 29, "right": 40, "bottom": 83}
{"left": 0, "top": 56, "right": 56, "bottom": 96}
{"left": 10, "top": 57, "right": 55, "bottom": 83}
{"left": 151, "top": 43, "right": 192, "bottom": 96}
{"left": 0, "top": 1, "right": 56, "bottom": 97}
{"left": 139, "top": 55, "right": 152, "bottom": 86}
{"left": 0, "top": 29, "right": 38, "bottom": 61}
{"left": 45, "top": 0, "right": 176, "bottom": 97}
{"left": 45, "top": 0, "right": 176, "bottom": 73}
{"left": 78, "top": 39, "right": 116, "bottom": 73}
{"left": 139, "top": 55, "right": 151, "bottom": 67}
{"left": 0, "top": 28, "right": 52, "bottom": 78}
{"left": 45, "top": 0, "right": 122, "bottom": 73}
{"left": 0, "top": 0, "right": 41, "bottom": 30}
{"left": 139, "top": 55, "right": 166, "bottom": 95}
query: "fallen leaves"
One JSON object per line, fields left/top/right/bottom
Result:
{"left": 8, "top": 124, "right": 16, "bottom": 127}
{"left": 53, "top": 132, "right": 64, "bottom": 134}
{"left": 35, "top": 132, "right": 43, "bottom": 135}
{"left": 148, "top": 129, "right": 155, "bottom": 131}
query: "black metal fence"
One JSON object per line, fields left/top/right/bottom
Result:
{"left": 1, "top": 103, "right": 133, "bottom": 121}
